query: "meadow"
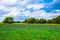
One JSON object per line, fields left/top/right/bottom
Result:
{"left": 0, "top": 23, "right": 60, "bottom": 40}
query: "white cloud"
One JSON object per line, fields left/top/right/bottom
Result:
{"left": 0, "top": 5, "right": 11, "bottom": 12}
{"left": 26, "top": 4, "right": 44, "bottom": 10}
{"left": 0, "top": 0, "right": 17, "bottom": 5}
{"left": 3, "top": 7, "right": 20, "bottom": 17}
{"left": 56, "top": 10, "right": 60, "bottom": 13}
{"left": 0, "top": 7, "right": 20, "bottom": 22}
{"left": 0, "top": 5, "right": 6, "bottom": 9}
{"left": 45, "top": 0, "right": 57, "bottom": 8}
{"left": 18, "top": 0, "right": 30, "bottom": 6}
{"left": 0, "top": 8, "right": 60, "bottom": 22}
{"left": 23, "top": 10, "right": 31, "bottom": 16}
{"left": 0, "top": 0, "right": 60, "bottom": 22}
{"left": 23, "top": 10, "right": 60, "bottom": 19}
{"left": 0, "top": 16, "right": 5, "bottom": 22}
{"left": 50, "top": 0, "right": 56, "bottom": 5}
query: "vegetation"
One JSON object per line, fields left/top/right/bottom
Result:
{"left": 37, "top": 18, "right": 46, "bottom": 24}
{"left": 13, "top": 21, "right": 21, "bottom": 23}
{"left": 3, "top": 17, "right": 14, "bottom": 24}
{"left": 0, "top": 24, "right": 60, "bottom": 40}
{"left": 47, "top": 20, "right": 52, "bottom": 24}
{"left": 2, "top": 15, "right": 60, "bottom": 24}
{"left": 1, "top": 15, "right": 60, "bottom": 40}
{"left": 24, "top": 18, "right": 36, "bottom": 24}
{"left": 23, "top": 15, "right": 60, "bottom": 24}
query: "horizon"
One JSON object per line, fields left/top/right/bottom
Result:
{"left": 0, "top": 0, "right": 60, "bottom": 22}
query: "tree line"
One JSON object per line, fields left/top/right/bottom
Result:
{"left": 2, "top": 15, "right": 60, "bottom": 24}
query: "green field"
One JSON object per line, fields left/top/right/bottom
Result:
{"left": 0, "top": 23, "right": 60, "bottom": 40}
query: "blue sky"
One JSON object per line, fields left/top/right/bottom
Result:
{"left": 0, "top": 0, "right": 60, "bottom": 22}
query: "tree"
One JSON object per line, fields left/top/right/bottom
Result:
{"left": 13, "top": 21, "right": 20, "bottom": 23}
{"left": 17, "top": 21, "right": 20, "bottom": 23}
{"left": 51, "top": 18, "right": 57, "bottom": 24}
{"left": 51, "top": 16, "right": 60, "bottom": 24}
{"left": 38, "top": 18, "right": 46, "bottom": 24}
{"left": 23, "top": 19, "right": 27, "bottom": 23}
{"left": 3, "top": 17, "right": 14, "bottom": 23}
{"left": 24, "top": 18, "right": 36, "bottom": 24}
{"left": 55, "top": 16, "right": 60, "bottom": 24}
{"left": 47, "top": 20, "right": 52, "bottom": 24}
{"left": 36, "top": 19, "right": 39, "bottom": 24}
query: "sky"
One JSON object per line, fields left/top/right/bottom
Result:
{"left": 0, "top": 0, "right": 60, "bottom": 22}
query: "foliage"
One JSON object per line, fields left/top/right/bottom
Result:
{"left": 51, "top": 18, "right": 57, "bottom": 24}
{"left": 2, "top": 15, "right": 60, "bottom": 24}
{"left": 47, "top": 20, "right": 52, "bottom": 24}
{"left": 3, "top": 17, "right": 14, "bottom": 24}
{"left": 51, "top": 16, "right": 60, "bottom": 24}
{"left": 38, "top": 18, "right": 46, "bottom": 24}
{"left": 13, "top": 21, "right": 21, "bottom": 23}
{"left": 36, "top": 19, "right": 39, "bottom": 24}
{"left": 23, "top": 15, "right": 60, "bottom": 24}
{"left": 55, "top": 16, "right": 60, "bottom": 24}
{"left": 24, "top": 18, "right": 36, "bottom": 24}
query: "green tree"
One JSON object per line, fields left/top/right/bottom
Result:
{"left": 36, "top": 19, "right": 39, "bottom": 24}
{"left": 17, "top": 21, "right": 20, "bottom": 23}
{"left": 3, "top": 17, "right": 14, "bottom": 23}
{"left": 23, "top": 19, "right": 27, "bottom": 23}
{"left": 38, "top": 18, "right": 46, "bottom": 24}
{"left": 47, "top": 20, "right": 52, "bottom": 24}
{"left": 24, "top": 18, "right": 36, "bottom": 24}
{"left": 13, "top": 21, "right": 20, "bottom": 23}
{"left": 55, "top": 16, "right": 60, "bottom": 24}
{"left": 51, "top": 16, "right": 60, "bottom": 24}
{"left": 51, "top": 18, "right": 57, "bottom": 24}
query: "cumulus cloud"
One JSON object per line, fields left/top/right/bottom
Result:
{"left": 0, "top": 0, "right": 17, "bottom": 5}
{"left": 0, "top": 16, "right": 5, "bottom": 22}
{"left": 44, "top": 0, "right": 57, "bottom": 8}
{"left": 0, "top": 5, "right": 6, "bottom": 9}
{"left": 26, "top": 4, "right": 45, "bottom": 10}
{"left": 23, "top": 10, "right": 60, "bottom": 19}
{"left": 18, "top": 0, "right": 31, "bottom": 6}
{"left": 50, "top": 0, "right": 56, "bottom": 5}
{"left": 3, "top": 7, "right": 18, "bottom": 17}
{"left": 0, "top": 0, "right": 60, "bottom": 22}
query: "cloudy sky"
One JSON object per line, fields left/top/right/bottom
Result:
{"left": 0, "top": 0, "right": 60, "bottom": 22}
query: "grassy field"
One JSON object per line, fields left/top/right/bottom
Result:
{"left": 0, "top": 23, "right": 60, "bottom": 40}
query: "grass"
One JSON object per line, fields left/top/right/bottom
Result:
{"left": 0, "top": 23, "right": 60, "bottom": 40}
